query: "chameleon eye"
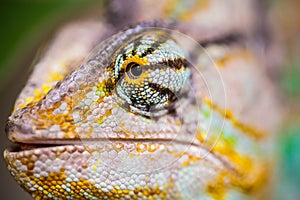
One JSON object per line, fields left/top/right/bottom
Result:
{"left": 113, "top": 32, "right": 191, "bottom": 117}
{"left": 126, "top": 62, "right": 142, "bottom": 79}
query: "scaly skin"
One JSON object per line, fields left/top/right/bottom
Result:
{"left": 4, "top": 0, "right": 281, "bottom": 199}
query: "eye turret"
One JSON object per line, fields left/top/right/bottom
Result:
{"left": 113, "top": 31, "right": 191, "bottom": 117}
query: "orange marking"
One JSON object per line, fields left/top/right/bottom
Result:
{"left": 96, "top": 109, "right": 112, "bottom": 124}
{"left": 203, "top": 97, "right": 266, "bottom": 140}
{"left": 215, "top": 50, "right": 252, "bottom": 68}
{"left": 17, "top": 71, "right": 66, "bottom": 110}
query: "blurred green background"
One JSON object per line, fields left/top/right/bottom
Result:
{"left": 0, "top": 0, "right": 299, "bottom": 199}
{"left": 273, "top": 1, "right": 300, "bottom": 198}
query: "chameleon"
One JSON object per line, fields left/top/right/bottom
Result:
{"left": 4, "top": 0, "right": 282, "bottom": 199}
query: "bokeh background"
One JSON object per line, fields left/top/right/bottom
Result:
{"left": 0, "top": 0, "right": 299, "bottom": 199}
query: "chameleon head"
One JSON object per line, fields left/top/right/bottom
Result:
{"left": 113, "top": 31, "right": 191, "bottom": 117}
{"left": 4, "top": 26, "right": 206, "bottom": 199}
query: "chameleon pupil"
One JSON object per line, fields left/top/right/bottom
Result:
{"left": 126, "top": 62, "right": 142, "bottom": 79}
